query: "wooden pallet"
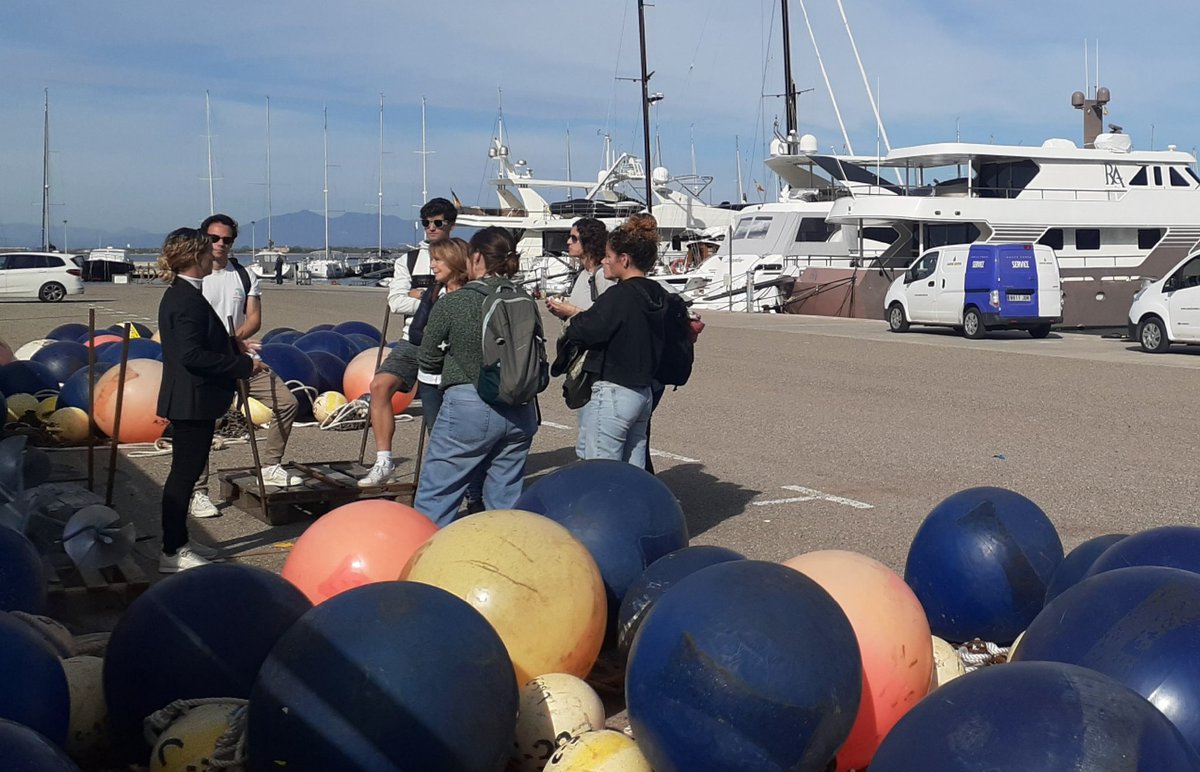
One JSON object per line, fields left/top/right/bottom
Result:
{"left": 43, "top": 552, "right": 150, "bottom": 624}
{"left": 218, "top": 460, "right": 415, "bottom": 526}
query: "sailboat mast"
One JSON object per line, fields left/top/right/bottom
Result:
{"left": 266, "top": 96, "right": 273, "bottom": 247}
{"left": 837, "top": 0, "right": 890, "bottom": 152}
{"left": 637, "top": 0, "right": 653, "bottom": 215}
{"left": 378, "top": 93, "right": 384, "bottom": 260}
{"left": 735, "top": 135, "right": 745, "bottom": 203}
{"left": 797, "top": 0, "right": 854, "bottom": 154}
{"left": 780, "top": 0, "right": 798, "bottom": 140}
{"left": 205, "top": 90, "right": 215, "bottom": 215}
{"left": 322, "top": 106, "right": 330, "bottom": 258}
{"left": 41, "top": 89, "right": 50, "bottom": 252}
{"left": 420, "top": 96, "right": 428, "bottom": 204}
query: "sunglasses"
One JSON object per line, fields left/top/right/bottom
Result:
{"left": 208, "top": 233, "right": 235, "bottom": 245}
{"left": 422, "top": 218, "right": 450, "bottom": 229}
{"left": 567, "top": 234, "right": 579, "bottom": 243}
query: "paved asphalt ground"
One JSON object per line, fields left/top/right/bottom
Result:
{"left": 5, "top": 281, "right": 1197, "bottom": 596}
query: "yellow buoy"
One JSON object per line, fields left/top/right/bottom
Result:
{"left": 544, "top": 730, "right": 652, "bottom": 771}
{"left": 6, "top": 392, "right": 41, "bottom": 423}
{"left": 63, "top": 656, "right": 110, "bottom": 763}
{"left": 46, "top": 407, "right": 92, "bottom": 443}
{"left": 37, "top": 394, "right": 58, "bottom": 421}
{"left": 150, "top": 702, "right": 241, "bottom": 772}
{"left": 312, "top": 390, "right": 348, "bottom": 422}
{"left": 930, "top": 635, "right": 966, "bottom": 690}
{"left": 229, "top": 396, "right": 274, "bottom": 427}
{"left": 512, "top": 673, "right": 606, "bottom": 772}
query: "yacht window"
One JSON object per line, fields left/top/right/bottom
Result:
{"left": 542, "top": 231, "right": 570, "bottom": 254}
{"left": 862, "top": 227, "right": 899, "bottom": 245}
{"left": 975, "top": 159, "right": 1039, "bottom": 198}
{"left": 1075, "top": 229, "right": 1101, "bottom": 251}
{"left": 925, "top": 223, "right": 981, "bottom": 248}
{"left": 1169, "top": 168, "right": 1190, "bottom": 187}
{"left": 909, "top": 252, "right": 939, "bottom": 281}
{"left": 1129, "top": 167, "right": 1148, "bottom": 186}
{"left": 0, "top": 255, "right": 8, "bottom": 269}
{"left": 733, "top": 216, "right": 773, "bottom": 240}
{"left": 1174, "top": 257, "right": 1200, "bottom": 288}
{"left": 1187, "top": 167, "right": 1200, "bottom": 185}
{"left": 1153, "top": 167, "right": 1163, "bottom": 186}
{"left": 1038, "top": 229, "right": 1064, "bottom": 250}
{"left": 795, "top": 218, "right": 834, "bottom": 242}
{"left": 1138, "top": 229, "right": 1163, "bottom": 250}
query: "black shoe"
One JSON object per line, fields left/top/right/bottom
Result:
{"left": 465, "top": 498, "right": 486, "bottom": 515}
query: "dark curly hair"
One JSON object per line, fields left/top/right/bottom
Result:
{"left": 607, "top": 214, "right": 659, "bottom": 272}
{"left": 573, "top": 217, "right": 608, "bottom": 270}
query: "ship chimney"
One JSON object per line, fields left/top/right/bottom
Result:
{"left": 1071, "top": 87, "right": 1110, "bottom": 148}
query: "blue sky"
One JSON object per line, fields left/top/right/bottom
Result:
{"left": 3, "top": 0, "right": 1198, "bottom": 238}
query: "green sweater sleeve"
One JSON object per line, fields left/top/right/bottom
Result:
{"left": 418, "top": 284, "right": 486, "bottom": 389}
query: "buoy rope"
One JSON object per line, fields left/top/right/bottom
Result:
{"left": 143, "top": 698, "right": 250, "bottom": 767}
{"left": 955, "top": 639, "right": 1011, "bottom": 671}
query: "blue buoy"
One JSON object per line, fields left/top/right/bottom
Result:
{"left": 265, "top": 329, "right": 303, "bottom": 347}
{"left": 0, "top": 613, "right": 70, "bottom": 748}
{"left": 627, "top": 560, "right": 861, "bottom": 772}
{"left": 306, "top": 323, "right": 335, "bottom": 333}
{"left": 1085, "top": 525, "right": 1200, "bottom": 578}
{"left": 515, "top": 459, "right": 689, "bottom": 643}
{"left": 0, "top": 529, "right": 46, "bottom": 614}
{"left": 97, "top": 338, "right": 163, "bottom": 364}
{"left": 261, "top": 327, "right": 297, "bottom": 345}
{"left": 294, "top": 330, "right": 357, "bottom": 364}
{"left": 617, "top": 545, "right": 744, "bottom": 657}
{"left": 30, "top": 342, "right": 89, "bottom": 385}
{"left": 305, "top": 351, "right": 348, "bottom": 395}
{"left": 247, "top": 581, "right": 517, "bottom": 772}
{"left": 103, "top": 564, "right": 310, "bottom": 759}
{"left": 258, "top": 344, "right": 319, "bottom": 417}
{"left": 1014, "top": 566, "right": 1200, "bottom": 756}
{"left": 45, "top": 323, "right": 89, "bottom": 342}
{"left": 871, "top": 661, "right": 1200, "bottom": 771}
{"left": 904, "top": 486, "right": 1063, "bottom": 643}
{"left": 1044, "top": 533, "right": 1127, "bottom": 604}
{"left": 343, "top": 333, "right": 379, "bottom": 356}
{"left": 57, "top": 362, "right": 116, "bottom": 411}
{"left": 332, "top": 320, "right": 383, "bottom": 343}
{"left": 0, "top": 719, "right": 79, "bottom": 771}
{"left": 0, "top": 361, "right": 59, "bottom": 396}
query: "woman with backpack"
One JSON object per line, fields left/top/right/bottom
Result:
{"left": 413, "top": 227, "right": 541, "bottom": 526}
{"left": 553, "top": 214, "right": 671, "bottom": 467}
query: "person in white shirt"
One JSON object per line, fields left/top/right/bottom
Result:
{"left": 187, "top": 214, "right": 301, "bottom": 519}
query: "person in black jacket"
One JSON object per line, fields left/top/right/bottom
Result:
{"left": 556, "top": 214, "right": 669, "bottom": 467}
{"left": 156, "top": 227, "right": 264, "bottom": 572}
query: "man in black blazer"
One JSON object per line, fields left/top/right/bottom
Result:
{"left": 156, "top": 227, "right": 264, "bottom": 572}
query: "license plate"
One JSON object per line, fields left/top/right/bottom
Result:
{"left": 1007, "top": 293, "right": 1032, "bottom": 302}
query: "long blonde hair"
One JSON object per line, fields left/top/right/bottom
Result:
{"left": 157, "top": 227, "right": 211, "bottom": 282}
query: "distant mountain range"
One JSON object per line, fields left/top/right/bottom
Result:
{"left": 0, "top": 211, "right": 425, "bottom": 252}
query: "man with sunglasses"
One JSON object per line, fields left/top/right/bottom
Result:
{"left": 190, "top": 214, "right": 301, "bottom": 520}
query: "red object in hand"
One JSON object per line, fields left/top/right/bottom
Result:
{"left": 686, "top": 314, "right": 705, "bottom": 344}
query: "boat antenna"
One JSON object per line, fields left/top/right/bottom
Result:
{"left": 322, "top": 105, "right": 330, "bottom": 260}
{"left": 566, "top": 124, "right": 574, "bottom": 199}
{"left": 416, "top": 95, "right": 432, "bottom": 205}
{"left": 41, "top": 88, "right": 50, "bottom": 252}
{"left": 780, "top": 0, "right": 798, "bottom": 142}
{"left": 378, "top": 93, "right": 384, "bottom": 260}
{"left": 266, "top": 96, "right": 273, "bottom": 248}
{"left": 637, "top": 0, "right": 654, "bottom": 215}
{"left": 205, "top": 90, "right": 215, "bottom": 216}
{"left": 797, "top": 0, "right": 854, "bottom": 154}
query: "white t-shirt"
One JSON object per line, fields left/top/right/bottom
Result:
{"left": 203, "top": 263, "right": 262, "bottom": 331}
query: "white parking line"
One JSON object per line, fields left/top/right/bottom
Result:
{"left": 754, "top": 485, "right": 874, "bottom": 509}
{"left": 538, "top": 420, "right": 700, "bottom": 464}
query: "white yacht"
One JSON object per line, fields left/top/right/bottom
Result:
{"left": 83, "top": 247, "right": 134, "bottom": 281}
{"left": 303, "top": 250, "right": 348, "bottom": 279}
{"left": 772, "top": 89, "right": 1200, "bottom": 327}
{"left": 250, "top": 248, "right": 293, "bottom": 280}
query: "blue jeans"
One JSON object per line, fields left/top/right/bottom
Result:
{"left": 418, "top": 381, "right": 482, "bottom": 504}
{"left": 414, "top": 385, "right": 537, "bottom": 527}
{"left": 577, "top": 380, "right": 652, "bottom": 467}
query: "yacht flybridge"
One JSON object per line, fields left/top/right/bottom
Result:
{"left": 770, "top": 88, "right": 1200, "bottom": 326}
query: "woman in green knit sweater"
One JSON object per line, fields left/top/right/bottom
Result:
{"left": 413, "top": 227, "right": 539, "bottom": 526}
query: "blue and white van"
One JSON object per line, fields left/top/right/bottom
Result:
{"left": 884, "top": 243, "right": 1062, "bottom": 339}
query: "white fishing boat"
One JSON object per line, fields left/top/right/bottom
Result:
{"left": 82, "top": 246, "right": 134, "bottom": 281}
{"left": 303, "top": 250, "right": 348, "bottom": 279}
{"left": 250, "top": 248, "right": 293, "bottom": 280}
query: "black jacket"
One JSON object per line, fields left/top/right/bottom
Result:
{"left": 565, "top": 276, "right": 668, "bottom": 390}
{"left": 157, "top": 277, "right": 253, "bottom": 420}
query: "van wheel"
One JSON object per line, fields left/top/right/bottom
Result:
{"left": 39, "top": 282, "right": 66, "bottom": 302}
{"left": 962, "top": 307, "right": 986, "bottom": 339}
{"left": 1137, "top": 316, "right": 1170, "bottom": 353}
{"left": 887, "top": 303, "right": 909, "bottom": 332}
{"left": 1028, "top": 324, "right": 1052, "bottom": 339}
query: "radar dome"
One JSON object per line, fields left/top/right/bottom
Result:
{"left": 652, "top": 166, "right": 670, "bottom": 185}
{"left": 799, "top": 134, "right": 819, "bottom": 154}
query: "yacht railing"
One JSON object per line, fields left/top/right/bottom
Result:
{"left": 845, "top": 184, "right": 1127, "bottom": 202}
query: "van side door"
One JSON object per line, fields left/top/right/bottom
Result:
{"left": 906, "top": 251, "right": 940, "bottom": 323}
{"left": 1166, "top": 256, "right": 1200, "bottom": 342}
{"left": 934, "top": 251, "right": 966, "bottom": 323}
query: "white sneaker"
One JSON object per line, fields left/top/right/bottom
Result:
{"left": 159, "top": 547, "right": 211, "bottom": 574}
{"left": 357, "top": 458, "right": 394, "bottom": 487}
{"left": 189, "top": 491, "right": 220, "bottom": 518}
{"left": 261, "top": 464, "right": 303, "bottom": 487}
{"left": 186, "top": 539, "right": 222, "bottom": 560}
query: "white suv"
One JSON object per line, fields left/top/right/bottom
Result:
{"left": 0, "top": 252, "right": 85, "bottom": 302}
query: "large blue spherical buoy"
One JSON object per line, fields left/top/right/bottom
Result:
{"left": 0, "top": 613, "right": 70, "bottom": 747}
{"left": 0, "top": 361, "right": 59, "bottom": 396}
{"left": 617, "top": 545, "right": 744, "bottom": 657}
{"left": 305, "top": 351, "right": 348, "bottom": 395}
{"left": 904, "top": 486, "right": 1063, "bottom": 643}
{"left": 343, "top": 333, "right": 379, "bottom": 356}
{"left": 97, "top": 338, "right": 162, "bottom": 364}
{"left": 306, "top": 323, "right": 335, "bottom": 333}
{"left": 0, "top": 719, "right": 79, "bottom": 771}
{"left": 294, "top": 330, "right": 357, "bottom": 364}
{"left": 45, "top": 323, "right": 89, "bottom": 342}
{"left": 332, "top": 320, "right": 382, "bottom": 344}
{"left": 627, "top": 560, "right": 860, "bottom": 772}
{"left": 266, "top": 329, "right": 303, "bottom": 347}
{"left": 30, "top": 342, "right": 90, "bottom": 385}
{"left": 1014, "top": 566, "right": 1200, "bottom": 755}
{"left": 57, "top": 362, "right": 115, "bottom": 411}
{"left": 260, "top": 327, "right": 297, "bottom": 345}
{"left": 515, "top": 459, "right": 689, "bottom": 643}
{"left": 258, "top": 344, "right": 319, "bottom": 418}
{"left": 1085, "top": 525, "right": 1200, "bottom": 578}
{"left": 103, "top": 564, "right": 310, "bottom": 758}
{"left": 0, "top": 529, "right": 46, "bottom": 614}
{"left": 247, "top": 581, "right": 518, "bottom": 772}
{"left": 1044, "top": 533, "right": 1127, "bottom": 604}
{"left": 871, "top": 661, "right": 1200, "bottom": 771}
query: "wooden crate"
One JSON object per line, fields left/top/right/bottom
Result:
{"left": 218, "top": 460, "right": 415, "bottom": 526}
{"left": 43, "top": 552, "right": 150, "bottom": 625}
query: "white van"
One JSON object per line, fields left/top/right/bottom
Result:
{"left": 884, "top": 243, "right": 1062, "bottom": 339}
{"left": 1128, "top": 250, "right": 1200, "bottom": 352}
